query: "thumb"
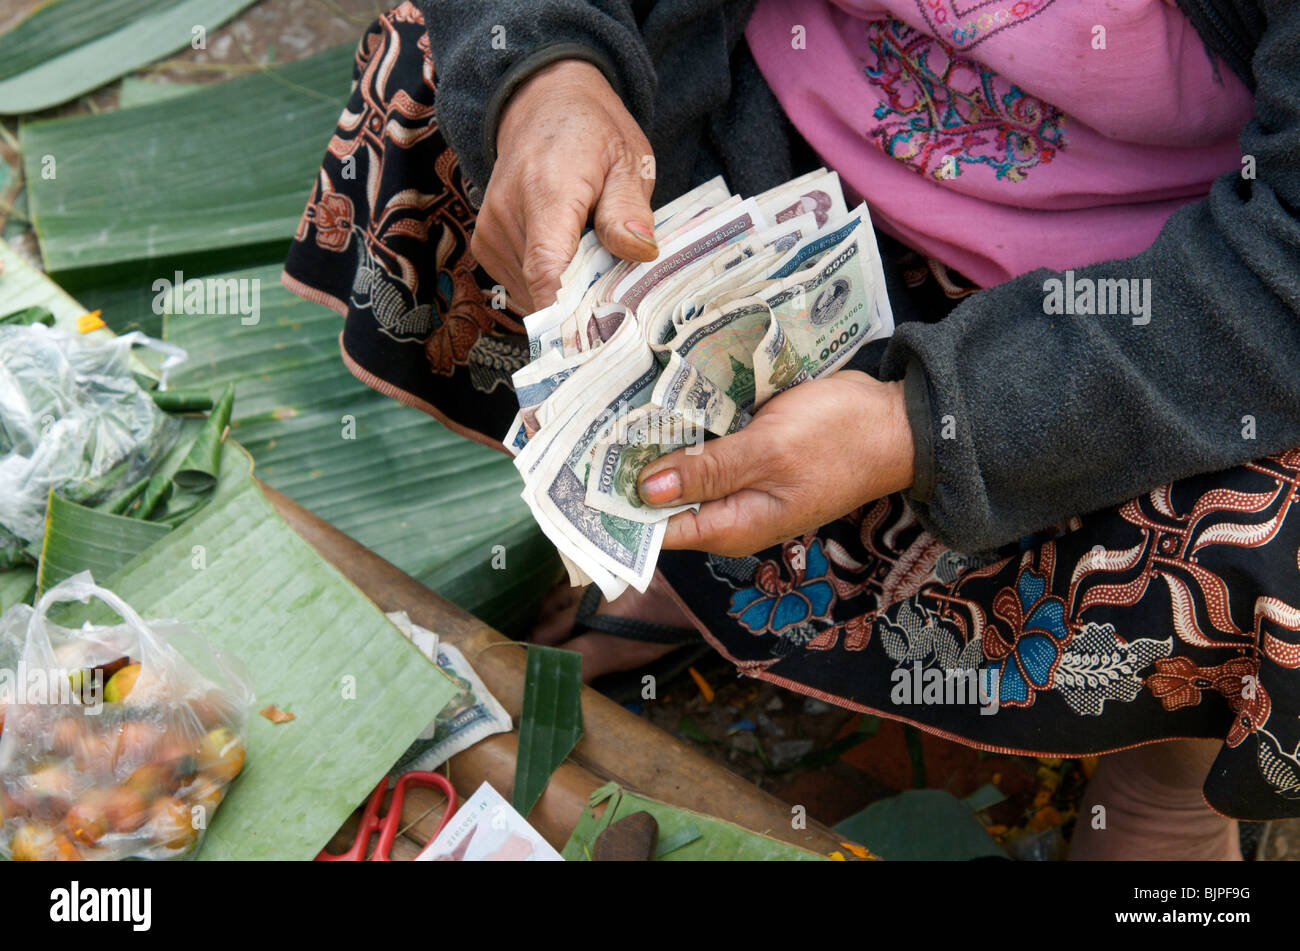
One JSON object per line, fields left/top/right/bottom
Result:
{"left": 593, "top": 159, "right": 657, "bottom": 263}
{"left": 638, "top": 432, "right": 765, "bottom": 507}
{"left": 521, "top": 196, "right": 589, "bottom": 309}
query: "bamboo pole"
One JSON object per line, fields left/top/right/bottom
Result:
{"left": 263, "top": 483, "right": 859, "bottom": 858}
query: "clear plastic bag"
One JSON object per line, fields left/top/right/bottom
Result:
{"left": 0, "top": 326, "right": 185, "bottom": 563}
{"left": 0, "top": 572, "right": 252, "bottom": 860}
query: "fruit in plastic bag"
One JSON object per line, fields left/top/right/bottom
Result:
{"left": 0, "top": 572, "right": 252, "bottom": 860}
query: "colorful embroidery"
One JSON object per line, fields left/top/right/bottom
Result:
{"left": 863, "top": 19, "right": 1066, "bottom": 183}
{"left": 913, "top": 0, "right": 1059, "bottom": 50}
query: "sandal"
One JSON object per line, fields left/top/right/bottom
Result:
{"left": 574, "top": 585, "right": 711, "bottom": 705}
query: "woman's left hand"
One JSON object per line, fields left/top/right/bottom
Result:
{"left": 637, "top": 370, "right": 916, "bottom": 557}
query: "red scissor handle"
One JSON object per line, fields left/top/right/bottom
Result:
{"left": 316, "top": 770, "right": 458, "bottom": 861}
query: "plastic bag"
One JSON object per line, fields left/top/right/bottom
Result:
{"left": 0, "top": 572, "right": 252, "bottom": 860}
{"left": 0, "top": 325, "right": 185, "bottom": 563}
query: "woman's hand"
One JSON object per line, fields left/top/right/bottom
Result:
{"left": 638, "top": 371, "right": 916, "bottom": 556}
{"left": 472, "top": 59, "right": 659, "bottom": 312}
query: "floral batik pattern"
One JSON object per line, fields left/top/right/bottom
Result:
{"left": 284, "top": 2, "right": 529, "bottom": 445}
{"left": 863, "top": 18, "right": 1066, "bottom": 183}
{"left": 657, "top": 452, "right": 1300, "bottom": 819}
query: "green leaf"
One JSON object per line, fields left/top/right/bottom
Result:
{"left": 37, "top": 491, "right": 171, "bottom": 594}
{"left": 95, "top": 474, "right": 151, "bottom": 515}
{"left": 833, "top": 789, "right": 1008, "bottom": 861}
{"left": 964, "top": 782, "right": 1008, "bottom": 813}
{"left": 133, "top": 472, "right": 173, "bottom": 520}
{"left": 148, "top": 386, "right": 214, "bottom": 413}
{"left": 563, "top": 784, "right": 828, "bottom": 862}
{"left": 0, "top": 0, "right": 259, "bottom": 115}
{"left": 512, "top": 645, "right": 583, "bottom": 818}
{"left": 86, "top": 451, "right": 460, "bottom": 859}
{"left": 0, "top": 306, "right": 53, "bottom": 327}
{"left": 173, "top": 382, "right": 234, "bottom": 492}
{"left": 117, "top": 76, "right": 202, "bottom": 109}
{"left": 21, "top": 44, "right": 355, "bottom": 337}
{"left": 653, "top": 824, "right": 703, "bottom": 858}
{"left": 0, "top": 567, "right": 36, "bottom": 612}
{"left": 0, "top": 238, "right": 102, "bottom": 333}
{"left": 677, "top": 715, "right": 713, "bottom": 744}
{"left": 0, "top": 0, "right": 181, "bottom": 81}
{"left": 163, "top": 267, "right": 562, "bottom": 635}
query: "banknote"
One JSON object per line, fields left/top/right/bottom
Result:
{"left": 385, "top": 612, "right": 512, "bottom": 774}
{"left": 613, "top": 198, "right": 768, "bottom": 312}
{"left": 584, "top": 405, "right": 703, "bottom": 522}
{"left": 504, "top": 170, "right": 895, "bottom": 597}
{"left": 654, "top": 218, "right": 890, "bottom": 425}
{"left": 528, "top": 354, "right": 665, "bottom": 597}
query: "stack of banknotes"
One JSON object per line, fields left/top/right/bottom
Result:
{"left": 504, "top": 169, "right": 894, "bottom": 602}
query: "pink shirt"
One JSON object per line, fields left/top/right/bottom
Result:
{"left": 746, "top": 0, "right": 1254, "bottom": 286}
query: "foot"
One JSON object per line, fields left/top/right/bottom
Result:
{"left": 528, "top": 573, "right": 693, "bottom": 681}
{"left": 1068, "top": 739, "right": 1240, "bottom": 860}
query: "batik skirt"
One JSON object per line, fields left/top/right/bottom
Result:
{"left": 282, "top": 3, "right": 1300, "bottom": 821}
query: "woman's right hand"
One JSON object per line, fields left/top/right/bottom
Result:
{"left": 471, "top": 59, "right": 659, "bottom": 313}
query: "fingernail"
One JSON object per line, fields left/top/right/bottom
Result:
{"left": 625, "top": 220, "right": 657, "bottom": 249}
{"left": 639, "top": 468, "right": 681, "bottom": 505}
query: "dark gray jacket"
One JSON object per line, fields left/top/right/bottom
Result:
{"left": 418, "top": 0, "right": 1300, "bottom": 554}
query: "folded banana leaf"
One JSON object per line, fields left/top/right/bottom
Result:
{"left": 38, "top": 490, "right": 170, "bottom": 592}
{"left": 513, "top": 646, "right": 583, "bottom": 817}
{"left": 163, "top": 266, "right": 562, "bottom": 636}
{"left": 563, "top": 782, "right": 829, "bottom": 862}
{"left": 0, "top": 0, "right": 258, "bottom": 115}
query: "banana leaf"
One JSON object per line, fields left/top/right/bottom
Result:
{"left": 20, "top": 44, "right": 355, "bottom": 334}
{"left": 0, "top": 0, "right": 175, "bottom": 80}
{"left": 5, "top": 246, "right": 460, "bottom": 857}
{"left": 563, "top": 782, "right": 829, "bottom": 862}
{"left": 164, "top": 266, "right": 562, "bottom": 636}
{"left": 0, "top": 236, "right": 105, "bottom": 333}
{"left": 38, "top": 490, "right": 171, "bottom": 593}
{"left": 60, "top": 440, "right": 459, "bottom": 859}
{"left": 117, "top": 76, "right": 202, "bottom": 109}
{"left": 148, "top": 386, "right": 214, "bottom": 412}
{"left": 0, "top": 0, "right": 258, "bottom": 115}
{"left": 513, "top": 645, "right": 583, "bottom": 817}
{"left": 0, "top": 566, "right": 36, "bottom": 612}
{"left": 0, "top": 305, "right": 53, "bottom": 326}
{"left": 96, "top": 473, "right": 151, "bottom": 514}
{"left": 173, "top": 381, "right": 234, "bottom": 492}
{"left": 833, "top": 789, "right": 1007, "bottom": 861}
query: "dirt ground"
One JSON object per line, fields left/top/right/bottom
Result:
{"left": 3, "top": 0, "right": 1296, "bottom": 860}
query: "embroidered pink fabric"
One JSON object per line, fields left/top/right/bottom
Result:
{"left": 746, "top": 0, "right": 1254, "bottom": 286}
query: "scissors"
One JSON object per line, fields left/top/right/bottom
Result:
{"left": 316, "top": 770, "right": 458, "bottom": 861}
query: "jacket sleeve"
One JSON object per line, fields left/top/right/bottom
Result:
{"left": 878, "top": 0, "right": 1300, "bottom": 554}
{"left": 415, "top": 0, "right": 657, "bottom": 204}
